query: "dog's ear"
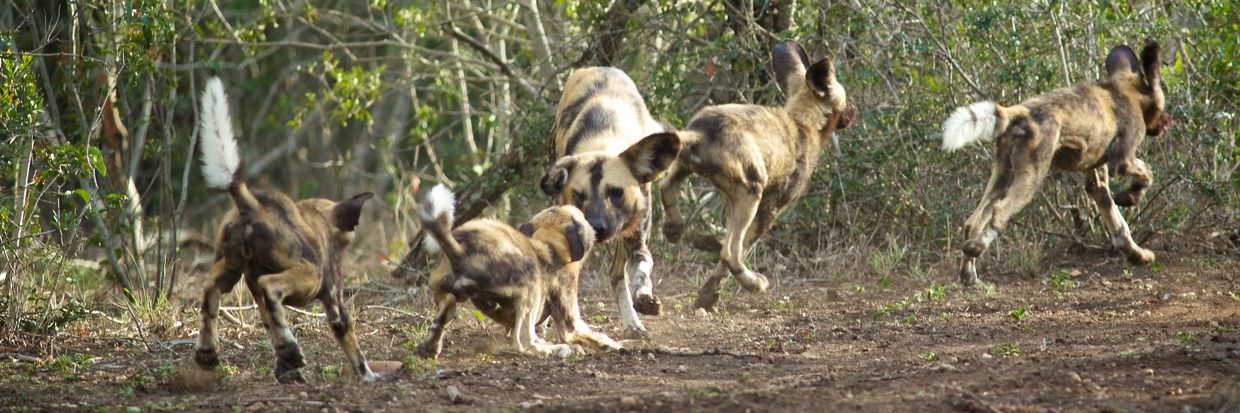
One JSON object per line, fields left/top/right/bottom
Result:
{"left": 1139, "top": 41, "right": 1162, "bottom": 91}
{"left": 564, "top": 219, "right": 591, "bottom": 262}
{"left": 805, "top": 56, "right": 838, "bottom": 98}
{"left": 1105, "top": 45, "right": 1140, "bottom": 79}
{"left": 540, "top": 158, "right": 573, "bottom": 196}
{"left": 332, "top": 192, "right": 373, "bottom": 231}
{"left": 772, "top": 41, "right": 810, "bottom": 94}
{"left": 619, "top": 132, "right": 681, "bottom": 183}
{"left": 519, "top": 222, "right": 536, "bottom": 237}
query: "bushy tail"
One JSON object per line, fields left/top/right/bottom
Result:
{"left": 420, "top": 184, "right": 464, "bottom": 259}
{"left": 941, "top": 101, "right": 1000, "bottom": 152}
{"left": 199, "top": 77, "right": 259, "bottom": 212}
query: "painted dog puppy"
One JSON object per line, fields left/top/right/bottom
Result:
{"left": 659, "top": 41, "right": 856, "bottom": 311}
{"left": 539, "top": 67, "right": 682, "bottom": 335}
{"left": 415, "top": 184, "right": 619, "bottom": 359}
{"left": 942, "top": 42, "right": 1171, "bottom": 285}
{"left": 192, "top": 77, "right": 378, "bottom": 383}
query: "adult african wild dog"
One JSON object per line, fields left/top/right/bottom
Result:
{"left": 659, "top": 41, "right": 856, "bottom": 311}
{"left": 193, "top": 77, "right": 379, "bottom": 383}
{"left": 941, "top": 42, "right": 1171, "bottom": 285}
{"left": 539, "top": 67, "right": 681, "bottom": 335}
{"left": 414, "top": 184, "right": 619, "bottom": 359}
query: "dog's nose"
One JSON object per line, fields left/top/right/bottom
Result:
{"left": 588, "top": 218, "right": 608, "bottom": 239}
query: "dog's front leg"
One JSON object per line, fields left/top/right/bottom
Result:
{"left": 1111, "top": 158, "right": 1153, "bottom": 207}
{"left": 626, "top": 195, "right": 661, "bottom": 316}
{"left": 659, "top": 162, "right": 693, "bottom": 243}
{"left": 554, "top": 281, "right": 620, "bottom": 350}
{"left": 194, "top": 260, "right": 243, "bottom": 370}
{"left": 320, "top": 287, "right": 379, "bottom": 382}
{"left": 610, "top": 242, "right": 647, "bottom": 337}
{"left": 253, "top": 265, "right": 319, "bottom": 384}
{"left": 1086, "top": 165, "right": 1156, "bottom": 265}
{"left": 519, "top": 289, "right": 574, "bottom": 357}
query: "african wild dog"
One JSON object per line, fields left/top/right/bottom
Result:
{"left": 539, "top": 67, "right": 681, "bottom": 335}
{"left": 659, "top": 41, "right": 856, "bottom": 311}
{"left": 414, "top": 184, "right": 619, "bottom": 359}
{"left": 942, "top": 42, "right": 1171, "bottom": 285}
{"left": 192, "top": 77, "right": 379, "bottom": 383}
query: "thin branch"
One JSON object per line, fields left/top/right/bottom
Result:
{"left": 442, "top": 22, "right": 541, "bottom": 99}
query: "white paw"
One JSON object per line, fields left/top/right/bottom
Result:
{"left": 736, "top": 269, "right": 770, "bottom": 293}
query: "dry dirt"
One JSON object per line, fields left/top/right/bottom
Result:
{"left": 2, "top": 247, "right": 1238, "bottom": 412}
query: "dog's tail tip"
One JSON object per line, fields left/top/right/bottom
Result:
{"left": 941, "top": 101, "right": 999, "bottom": 152}
{"left": 420, "top": 184, "right": 456, "bottom": 255}
{"left": 199, "top": 77, "right": 241, "bottom": 189}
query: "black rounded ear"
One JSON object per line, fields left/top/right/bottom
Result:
{"left": 619, "top": 132, "right": 682, "bottom": 183}
{"left": 332, "top": 192, "right": 374, "bottom": 231}
{"left": 519, "top": 222, "right": 536, "bottom": 237}
{"left": 772, "top": 41, "right": 810, "bottom": 94}
{"left": 805, "top": 57, "right": 837, "bottom": 98}
{"left": 564, "top": 219, "right": 591, "bottom": 262}
{"left": 1139, "top": 41, "right": 1162, "bottom": 91}
{"left": 1105, "top": 45, "right": 1140, "bottom": 79}
{"left": 540, "top": 160, "right": 572, "bottom": 196}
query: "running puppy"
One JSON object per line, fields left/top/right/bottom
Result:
{"left": 942, "top": 42, "right": 1171, "bottom": 285}
{"left": 192, "top": 77, "right": 379, "bottom": 383}
{"left": 659, "top": 41, "right": 856, "bottom": 311}
{"left": 415, "top": 184, "right": 619, "bottom": 359}
{"left": 539, "top": 67, "right": 682, "bottom": 335}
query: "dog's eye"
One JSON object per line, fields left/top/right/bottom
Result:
{"left": 606, "top": 187, "right": 624, "bottom": 203}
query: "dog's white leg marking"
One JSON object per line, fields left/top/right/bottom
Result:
{"left": 979, "top": 228, "right": 998, "bottom": 247}
{"left": 628, "top": 257, "right": 654, "bottom": 301}
{"left": 617, "top": 272, "right": 646, "bottom": 335}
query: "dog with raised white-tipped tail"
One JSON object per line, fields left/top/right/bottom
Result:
{"left": 942, "top": 42, "right": 1172, "bottom": 285}
{"left": 191, "top": 77, "right": 380, "bottom": 384}
{"left": 414, "top": 184, "right": 620, "bottom": 360}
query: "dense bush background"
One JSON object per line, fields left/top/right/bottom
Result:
{"left": 1, "top": 0, "right": 1236, "bottom": 339}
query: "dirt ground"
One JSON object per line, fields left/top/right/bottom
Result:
{"left": 1, "top": 246, "right": 1238, "bottom": 412}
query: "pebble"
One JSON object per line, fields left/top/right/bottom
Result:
{"left": 620, "top": 396, "right": 639, "bottom": 406}
{"left": 1067, "top": 371, "right": 1082, "bottom": 382}
{"left": 676, "top": 365, "right": 688, "bottom": 373}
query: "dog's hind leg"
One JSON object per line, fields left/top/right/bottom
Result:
{"left": 415, "top": 294, "right": 457, "bottom": 359}
{"left": 320, "top": 287, "right": 379, "bottom": 382}
{"left": 721, "top": 189, "right": 770, "bottom": 293}
{"left": 253, "top": 265, "right": 319, "bottom": 384}
{"left": 555, "top": 284, "right": 620, "bottom": 350}
{"left": 1086, "top": 165, "right": 1156, "bottom": 265}
{"left": 518, "top": 289, "right": 573, "bottom": 357}
{"left": 659, "top": 162, "right": 693, "bottom": 243}
{"left": 960, "top": 121, "right": 1057, "bottom": 285}
{"left": 194, "top": 260, "right": 242, "bottom": 370}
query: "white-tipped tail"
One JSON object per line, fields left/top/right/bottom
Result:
{"left": 199, "top": 77, "right": 240, "bottom": 189}
{"left": 941, "top": 101, "right": 998, "bottom": 152}
{"left": 420, "top": 184, "right": 456, "bottom": 254}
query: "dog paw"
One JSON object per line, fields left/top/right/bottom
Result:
{"left": 360, "top": 371, "right": 383, "bottom": 383}
{"left": 193, "top": 348, "right": 220, "bottom": 370}
{"left": 633, "top": 293, "right": 662, "bottom": 315}
{"left": 693, "top": 290, "right": 720, "bottom": 313}
{"left": 662, "top": 221, "right": 684, "bottom": 242}
{"left": 1113, "top": 190, "right": 1141, "bottom": 208}
{"left": 959, "top": 267, "right": 981, "bottom": 287}
{"left": 736, "top": 270, "right": 770, "bottom": 293}
{"left": 1126, "top": 247, "right": 1156, "bottom": 265}
{"left": 274, "top": 367, "right": 307, "bottom": 384}
{"left": 621, "top": 324, "right": 649, "bottom": 339}
{"left": 413, "top": 341, "right": 441, "bottom": 360}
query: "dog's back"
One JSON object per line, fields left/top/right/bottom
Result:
{"left": 553, "top": 67, "right": 666, "bottom": 157}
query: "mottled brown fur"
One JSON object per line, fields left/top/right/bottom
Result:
{"left": 193, "top": 176, "right": 377, "bottom": 384}
{"left": 539, "top": 67, "right": 682, "bottom": 335}
{"left": 951, "top": 42, "right": 1170, "bottom": 285}
{"left": 659, "top": 41, "right": 856, "bottom": 311}
{"left": 415, "top": 200, "right": 618, "bottom": 359}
